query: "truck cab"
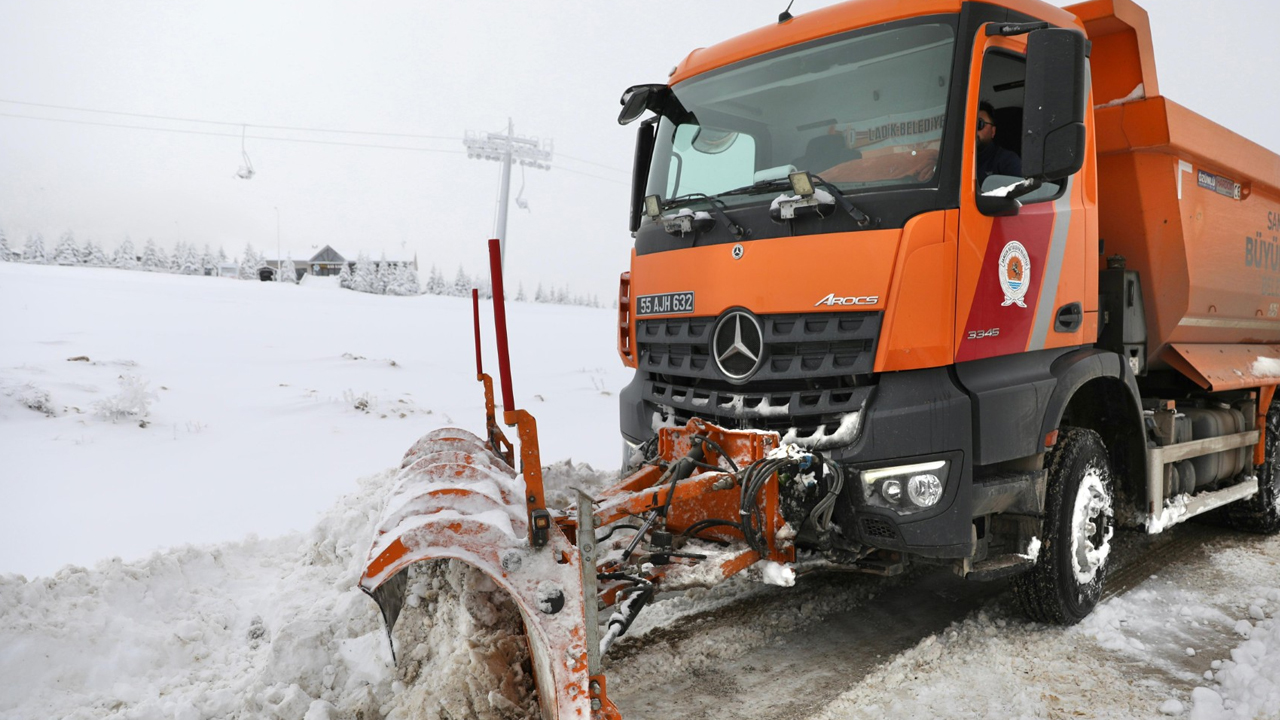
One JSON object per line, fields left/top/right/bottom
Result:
{"left": 616, "top": 0, "right": 1280, "bottom": 623}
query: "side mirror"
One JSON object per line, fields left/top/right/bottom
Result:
{"left": 629, "top": 120, "right": 657, "bottom": 232}
{"left": 619, "top": 84, "right": 667, "bottom": 126}
{"left": 1022, "top": 28, "right": 1088, "bottom": 181}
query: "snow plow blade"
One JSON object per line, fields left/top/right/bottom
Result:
{"left": 359, "top": 240, "right": 829, "bottom": 718}
{"left": 361, "top": 427, "right": 613, "bottom": 720}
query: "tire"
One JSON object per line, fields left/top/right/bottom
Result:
{"left": 1013, "top": 427, "right": 1115, "bottom": 625}
{"left": 1224, "top": 401, "right": 1280, "bottom": 534}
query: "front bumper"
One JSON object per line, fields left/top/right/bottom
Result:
{"left": 623, "top": 366, "right": 976, "bottom": 559}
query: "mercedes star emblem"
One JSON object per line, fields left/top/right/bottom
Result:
{"left": 712, "top": 310, "right": 765, "bottom": 382}
{"left": 732, "top": 244, "right": 744, "bottom": 260}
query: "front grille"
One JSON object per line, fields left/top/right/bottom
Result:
{"left": 638, "top": 311, "right": 880, "bottom": 447}
{"left": 639, "top": 312, "right": 880, "bottom": 382}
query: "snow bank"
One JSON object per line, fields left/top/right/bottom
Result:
{"left": 0, "top": 468, "right": 397, "bottom": 720}
{"left": 0, "top": 451, "right": 619, "bottom": 720}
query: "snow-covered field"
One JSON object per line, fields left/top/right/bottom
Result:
{"left": 2, "top": 262, "right": 1279, "bottom": 720}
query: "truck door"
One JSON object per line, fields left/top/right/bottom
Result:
{"left": 954, "top": 30, "right": 1094, "bottom": 363}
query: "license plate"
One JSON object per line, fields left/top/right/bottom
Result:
{"left": 636, "top": 291, "right": 695, "bottom": 316}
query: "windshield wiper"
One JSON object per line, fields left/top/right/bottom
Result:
{"left": 656, "top": 193, "right": 747, "bottom": 241}
{"left": 715, "top": 177, "right": 793, "bottom": 199}
{"left": 809, "top": 174, "right": 875, "bottom": 228}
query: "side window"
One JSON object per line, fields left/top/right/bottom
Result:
{"left": 976, "top": 50, "right": 1063, "bottom": 205}
{"left": 665, "top": 124, "right": 757, "bottom": 199}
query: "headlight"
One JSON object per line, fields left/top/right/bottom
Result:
{"left": 861, "top": 460, "right": 948, "bottom": 515}
{"left": 908, "top": 474, "right": 943, "bottom": 507}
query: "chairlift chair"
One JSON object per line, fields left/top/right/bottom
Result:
{"left": 236, "top": 125, "right": 256, "bottom": 180}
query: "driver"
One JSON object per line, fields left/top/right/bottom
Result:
{"left": 976, "top": 101, "right": 1022, "bottom": 183}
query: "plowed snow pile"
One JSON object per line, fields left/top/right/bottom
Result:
{"left": 0, "top": 460, "right": 612, "bottom": 720}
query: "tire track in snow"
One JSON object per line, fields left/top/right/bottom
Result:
{"left": 606, "top": 522, "right": 1246, "bottom": 720}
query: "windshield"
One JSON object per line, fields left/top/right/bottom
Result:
{"left": 645, "top": 20, "right": 957, "bottom": 209}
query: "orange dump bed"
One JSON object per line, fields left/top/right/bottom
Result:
{"left": 1070, "top": 0, "right": 1280, "bottom": 384}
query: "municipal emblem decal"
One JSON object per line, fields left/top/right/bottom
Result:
{"left": 998, "top": 241, "right": 1030, "bottom": 308}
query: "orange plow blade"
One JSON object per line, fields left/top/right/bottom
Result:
{"left": 361, "top": 427, "right": 617, "bottom": 720}
{"left": 359, "top": 415, "right": 845, "bottom": 719}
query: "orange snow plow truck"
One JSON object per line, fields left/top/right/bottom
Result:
{"left": 360, "top": 0, "right": 1280, "bottom": 717}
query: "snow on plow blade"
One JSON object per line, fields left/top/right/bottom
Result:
{"left": 360, "top": 427, "right": 613, "bottom": 720}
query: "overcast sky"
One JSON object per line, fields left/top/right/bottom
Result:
{"left": 1, "top": 1, "right": 1276, "bottom": 300}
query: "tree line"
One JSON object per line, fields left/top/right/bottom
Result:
{"left": 0, "top": 228, "right": 604, "bottom": 306}
{"left": 421, "top": 264, "right": 604, "bottom": 308}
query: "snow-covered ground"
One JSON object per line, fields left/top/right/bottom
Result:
{"left": 0, "top": 262, "right": 627, "bottom": 579}
{"left": 2, "top": 262, "right": 1279, "bottom": 720}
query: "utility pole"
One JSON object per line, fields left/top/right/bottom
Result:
{"left": 464, "top": 119, "right": 552, "bottom": 265}
{"left": 274, "top": 206, "right": 281, "bottom": 273}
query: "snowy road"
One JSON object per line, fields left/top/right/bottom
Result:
{"left": 605, "top": 522, "right": 1276, "bottom": 720}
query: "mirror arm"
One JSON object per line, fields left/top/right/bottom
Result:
{"left": 986, "top": 21, "right": 1049, "bottom": 37}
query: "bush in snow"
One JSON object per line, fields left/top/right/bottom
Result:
{"left": 4, "top": 382, "right": 58, "bottom": 416}
{"left": 0, "top": 229, "right": 11, "bottom": 262}
{"left": 93, "top": 375, "right": 158, "bottom": 422}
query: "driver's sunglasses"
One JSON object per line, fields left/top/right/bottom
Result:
{"left": 977, "top": 119, "right": 995, "bottom": 130}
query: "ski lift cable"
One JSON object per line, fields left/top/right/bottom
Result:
{"left": 0, "top": 112, "right": 468, "bottom": 155}
{"left": 1, "top": 98, "right": 628, "bottom": 174}
{"left": 0, "top": 98, "right": 460, "bottom": 141}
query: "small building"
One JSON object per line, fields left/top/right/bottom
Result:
{"left": 305, "top": 246, "right": 348, "bottom": 277}
{"left": 266, "top": 246, "right": 419, "bottom": 280}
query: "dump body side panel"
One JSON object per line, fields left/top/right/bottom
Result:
{"left": 1094, "top": 97, "right": 1280, "bottom": 364}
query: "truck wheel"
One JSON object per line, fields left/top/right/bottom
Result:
{"left": 1013, "top": 427, "right": 1114, "bottom": 625}
{"left": 1225, "top": 401, "right": 1280, "bottom": 534}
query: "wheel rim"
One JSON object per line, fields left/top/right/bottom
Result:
{"left": 1070, "top": 465, "right": 1114, "bottom": 585}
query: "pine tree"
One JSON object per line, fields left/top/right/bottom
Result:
{"left": 77, "top": 237, "right": 94, "bottom": 264}
{"left": 352, "top": 252, "right": 374, "bottom": 293}
{"left": 0, "top": 229, "right": 11, "bottom": 262}
{"left": 239, "top": 244, "right": 259, "bottom": 280}
{"left": 337, "top": 261, "right": 353, "bottom": 289}
{"left": 374, "top": 262, "right": 390, "bottom": 295}
{"left": 200, "top": 245, "right": 215, "bottom": 275}
{"left": 277, "top": 256, "right": 296, "bottom": 283}
{"left": 157, "top": 247, "right": 171, "bottom": 272}
{"left": 52, "top": 231, "right": 79, "bottom": 265}
{"left": 535, "top": 283, "right": 546, "bottom": 303}
{"left": 114, "top": 237, "right": 138, "bottom": 269}
{"left": 167, "top": 242, "right": 184, "bottom": 273}
{"left": 425, "top": 265, "right": 446, "bottom": 295}
{"left": 515, "top": 282, "right": 526, "bottom": 302}
{"left": 87, "top": 241, "right": 109, "bottom": 267}
{"left": 399, "top": 265, "right": 421, "bottom": 295}
{"left": 217, "top": 246, "right": 228, "bottom": 264}
{"left": 452, "top": 266, "right": 470, "bottom": 297}
{"left": 23, "top": 232, "right": 48, "bottom": 264}
{"left": 179, "top": 244, "right": 200, "bottom": 274}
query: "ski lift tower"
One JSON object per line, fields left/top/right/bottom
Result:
{"left": 464, "top": 119, "right": 552, "bottom": 265}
